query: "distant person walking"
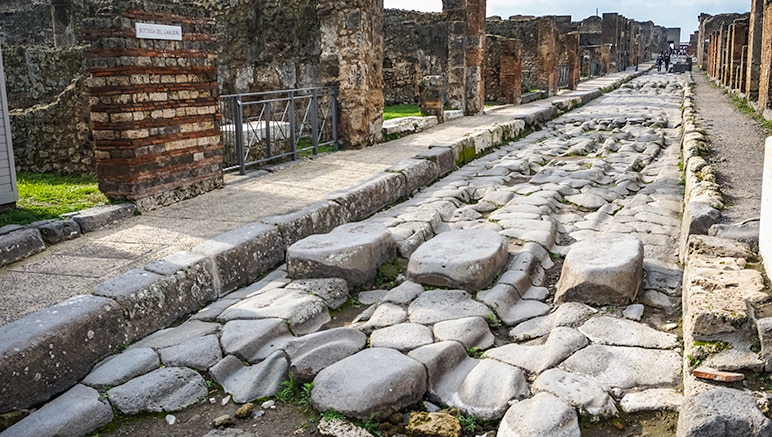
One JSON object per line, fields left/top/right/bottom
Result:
{"left": 657, "top": 52, "right": 664, "bottom": 72}
{"left": 664, "top": 53, "right": 670, "bottom": 73}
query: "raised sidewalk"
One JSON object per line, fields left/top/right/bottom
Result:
{"left": 0, "top": 67, "right": 649, "bottom": 415}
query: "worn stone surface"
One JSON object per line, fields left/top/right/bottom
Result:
{"left": 0, "top": 228, "right": 46, "bottom": 267}
{"left": 487, "top": 327, "right": 589, "bottom": 374}
{"left": 219, "top": 319, "right": 294, "bottom": 364}
{"left": 408, "top": 289, "right": 493, "bottom": 325}
{"left": 370, "top": 323, "right": 434, "bottom": 352}
{"left": 0, "top": 295, "right": 124, "bottom": 413}
{"left": 510, "top": 302, "right": 597, "bottom": 341}
{"left": 66, "top": 204, "right": 137, "bottom": 233}
{"left": 432, "top": 317, "right": 494, "bottom": 350}
{"left": 408, "top": 341, "right": 529, "bottom": 420}
{"left": 406, "top": 411, "right": 461, "bottom": 437}
{"left": 287, "top": 223, "right": 397, "bottom": 287}
{"left": 532, "top": 368, "right": 618, "bottom": 417}
{"left": 83, "top": 347, "right": 160, "bottom": 389}
{"left": 578, "top": 316, "right": 678, "bottom": 349}
{"left": 559, "top": 345, "right": 681, "bottom": 389}
{"left": 311, "top": 348, "right": 427, "bottom": 420}
{"left": 317, "top": 418, "right": 376, "bottom": 437}
{"left": 677, "top": 388, "right": 772, "bottom": 437}
{"left": 555, "top": 236, "right": 644, "bottom": 305}
{"left": 285, "top": 328, "right": 367, "bottom": 382}
{"left": 219, "top": 288, "right": 330, "bottom": 336}
{"left": 107, "top": 367, "right": 208, "bottom": 414}
{"left": 131, "top": 320, "right": 220, "bottom": 350}
{"left": 498, "top": 392, "right": 581, "bottom": 437}
{"left": 31, "top": 219, "right": 81, "bottom": 244}
{"left": 620, "top": 389, "right": 683, "bottom": 413}
{"left": 209, "top": 352, "right": 289, "bottom": 404}
{"left": 2, "top": 384, "right": 113, "bottom": 437}
{"left": 407, "top": 229, "right": 509, "bottom": 291}
{"left": 285, "top": 278, "right": 349, "bottom": 310}
{"left": 158, "top": 334, "right": 222, "bottom": 371}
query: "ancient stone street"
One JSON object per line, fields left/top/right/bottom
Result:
{"left": 2, "top": 70, "right": 700, "bottom": 436}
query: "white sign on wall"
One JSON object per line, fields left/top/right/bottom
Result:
{"left": 135, "top": 23, "right": 183, "bottom": 41}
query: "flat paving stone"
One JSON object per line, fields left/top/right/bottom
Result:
{"left": 83, "top": 347, "right": 160, "bottom": 389}
{"left": 559, "top": 345, "right": 681, "bottom": 390}
{"left": 578, "top": 316, "right": 678, "bottom": 349}
{"left": 533, "top": 368, "right": 618, "bottom": 417}
{"left": 219, "top": 287, "right": 330, "bottom": 335}
{"left": 498, "top": 392, "right": 580, "bottom": 437}
{"left": 370, "top": 323, "right": 434, "bottom": 352}
{"left": 619, "top": 388, "right": 682, "bottom": 413}
{"left": 284, "top": 327, "right": 367, "bottom": 382}
{"left": 158, "top": 334, "right": 222, "bottom": 371}
{"left": 220, "top": 319, "right": 294, "bottom": 363}
{"left": 209, "top": 352, "right": 289, "bottom": 404}
{"left": 107, "top": 367, "right": 208, "bottom": 414}
{"left": 510, "top": 302, "right": 597, "bottom": 341}
{"left": 487, "top": 327, "right": 589, "bottom": 374}
{"left": 432, "top": 317, "right": 495, "bottom": 350}
{"left": 408, "top": 289, "right": 493, "bottom": 325}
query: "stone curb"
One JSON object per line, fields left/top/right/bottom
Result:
{"left": 0, "top": 70, "right": 643, "bottom": 426}
{"left": 677, "top": 72, "right": 771, "bottom": 435}
{"left": 0, "top": 203, "right": 137, "bottom": 268}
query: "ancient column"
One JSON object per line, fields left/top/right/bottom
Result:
{"left": 537, "top": 16, "right": 559, "bottom": 96}
{"left": 464, "top": 0, "right": 486, "bottom": 115}
{"left": 317, "top": 0, "right": 384, "bottom": 148}
{"left": 562, "top": 32, "right": 580, "bottom": 90}
{"left": 443, "top": 0, "right": 466, "bottom": 111}
{"left": 500, "top": 38, "right": 522, "bottom": 104}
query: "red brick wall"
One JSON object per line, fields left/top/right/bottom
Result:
{"left": 84, "top": 2, "right": 223, "bottom": 210}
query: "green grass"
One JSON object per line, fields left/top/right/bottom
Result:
{"left": 0, "top": 172, "right": 109, "bottom": 226}
{"left": 383, "top": 104, "right": 422, "bottom": 121}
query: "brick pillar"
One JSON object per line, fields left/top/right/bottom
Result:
{"left": 464, "top": 0, "right": 485, "bottom": 115}
{"left": 747, "top": 0, "right": 763, "bottom": 101}
{"left": 317, "top": 0, "right": 384, "bottom": 149}
{"left": 729, "top": 22, "right": 748, "bottom": 89}
{"left": 84, "top": 2, "right": 223, "bottom": 211}
{"left": 602, "top": 13, "right": 619, "bottom": 72}
{"left": 537, "top": 16, "right": 558, "bottom": 96}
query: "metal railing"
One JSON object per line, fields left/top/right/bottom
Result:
{"left": 219, "top": 87, "right": 338, "bottom": 174}
{"left": 558, "top": 64, "right": 570, "bottom": 89}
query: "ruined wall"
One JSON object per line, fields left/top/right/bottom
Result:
{"left": 747, "top": 0, "right": 764, "bottom": 101}
{"left": 383, "top": 9, "right": 448, "bottom": 106}
{"left": 209, "top": 0, "right": 321, "bottom": 95}
{"left": 83, "top": 0, "right": 223, "bottom": 209}
{"left": 0, "top": 0, "right": 55, "bottom": 47}
{"left": 759, "top": 5, "right": 772, "bottom": 113}
{"left": 487, "top": 17, "right": 540, "bottom": 92}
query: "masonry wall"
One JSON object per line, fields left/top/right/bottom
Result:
{"left": 487, "top": 17, "right": 541, "bottom": 93}
{"left": 485, "top": 34, "right": 520, "bottom": 104}
{"left": 83, "top": 0, "right": 223, "bottom": 210}
{"left": 383, "top": 10, "right": 448, "bottom": 106}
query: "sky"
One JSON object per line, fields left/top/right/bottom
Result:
{"left": 383, "top": 0, "right": 751, "bottom": 42}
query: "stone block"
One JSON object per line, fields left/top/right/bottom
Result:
{"left": 2, "top": 384, "right": 113, "bottom": 437}
{"left": 192, "top": 222, "right": 284, "bottom": 296}
{"left": 677, "top": 388, "right": 772, "bottom": 436}
{"left": 408, "top": 229, "right": 509, "bottom": 292}
{"left": 287, "top": 222, "right": 397, "bottom": 288}
{"left": 262, "top": 201, "right": 347, "bottom": 249}
{"left": 0, "top": 228, "right": 46, "bottom": 267}
{"left": 107, "top": 367, "right": 208, "bottom": 414}
{"left": 210, "top": 352, "right": 289, "bottom": 404}
{"left": 555, "top": 236, "right": 644, "bottom": 306}
{"left": 416, "top": 146, "right": 457, "bottom": 177}
{"left": 93, "top": 267, "right": 215, "bottom": 343}
{"left": 31, "top": 219, "right": 82, "bottom": 244}
{"left": 386, "top": 158, "right": 441, "bottom": 195}
{"left": 65, "top": 204, "right": 136, "bottom": 233}
{"left": 0, "top": 295, "right": 125, "bottom": 412}
{"left": 326, "top": 173, "right": 406, "bottom": 222}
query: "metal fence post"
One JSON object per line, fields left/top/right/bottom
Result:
{"left": 264, "top": 101, "right": 272, "bottom": 160}
{"left": 288, "top": 91, "right": 296, "bottom": 161}
{"left": 310, "top": 88, "right": 319, "bottom": 156}
{"left": 233, "top": 96, "right": 246, "bottom": 175}
{"left": 331, "top": 88, "right": 338, "bottom": 150}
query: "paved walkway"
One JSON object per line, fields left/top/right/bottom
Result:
{"left": 0, "top": 68, "right": 648, "bottom": 326}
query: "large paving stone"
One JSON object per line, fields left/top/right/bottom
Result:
{"left": 192, "top": 222, "right": 284, "bottom": 295}
{"left": 210, "top": 352, "right": 289, "bottom": 404}
{"left": 578, "top": 316, "right": 678, "bottom": 349}
{"left": 510, "top": 302, "right": 597, "bottom": 341}
{"left": 107, "top": 367, "right": 208, "bottom": 414}
{"left": 370, "top": 323, "right": 434, "bottom": 352}
{"left": 220, "top": 319, "right": 294, "bottom": 363}
{"left": 555, "top": 236, "right": 644, "bottom": 306}
{"left": 619, "top": 388, "right": 682, "bottom": 413}
{"left": 498, "top": 392, "right": 580, "bottom": 437}
{"left": 532, "top": 368, "right": 617, "bottom": 417}
{"left": 2, "top": 384, "right": 113, "bottom": 437}
{"left": 0, "top": 295, "right": 125, "bottom": 413}
{"left": 31, "top": 218, "right": 81, "bottom": 244}
{"left": 408, "top": 289, "right": 493, "bottom": 325}
{"left": 285, "top": 278, "right": 349, "bottom": 309}
{"left": 677, "top": 388, "right": 772, "bottom": 437}
{"left": 65, "top": 204, "right": 136, "bottom": 233}
{"left": 355, "top": 302, "right": 408, "bottom": 333}
{"left": 559, "top": 345, "right": 681, "bottom": 390}
{"left": 131, "top": 320, "right": 220, "bottom": 350}
{"left": 83, "top": 347, "right": 160, "bottom": 388}
{"left": 284, "top": 327, "right": 367, "bottom": 382}
{"left": 432, "top": 317, "right": 494, "bottom": 350}
{"left": 158, "top": 334, "right": 222, "bottom": 371}
{"left": 407, "top": 229, "right": 508, "bottom": 291}
{"left": 287, "top": 222, "right": 397, "bottom": 287}
{"left": 487, "top": 327, "right": 588, "bottom": 374}
{"left": 310, "top": 348, "right": 426, "bottom": 420}
{"left": 219, "top": 287, "right": 330, "bottom": 335}
{"left": 408, "top": 341, "right": 529, "bottom": 420}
